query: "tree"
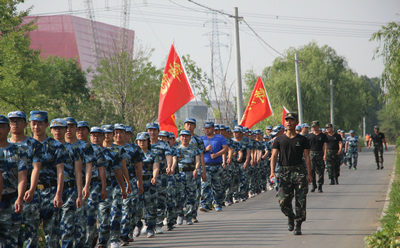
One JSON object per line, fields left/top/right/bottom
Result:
{"left": 92, "top": 44, "right": 162, "bottom": 132}
{"left": 243, "top": 42, "right": 379, "bottom": 132}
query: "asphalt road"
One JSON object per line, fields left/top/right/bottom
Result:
{"left": 126, "top": 145, "right": 396, "bottom": 248}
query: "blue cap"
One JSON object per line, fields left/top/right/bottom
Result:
{"left": 214, "top": 124, "right": 220, "bottom": 130}
{"left": 233, "top": 127, "right": 243, "bottom": 133}
{"left": 349, "top": 130, "right": 355, "bottom": 134}
{"left": 0, "top": 115, "right": 9, "bottom": 124}
{"left": 50, "top": 118, "right": 67, "bottom": 128}
{"left": 273, "top": 125, "right": 284, "bottom": 133}
{"left": 243, "top": 127, "right": 249, "bottom": 132}
{"left": 219, "top": 124, "right": 227, "bottom": 130}
{"left": 64, "top": 117, "right": 77, "bottom": 125}
{"left": 255, "top": 129, "right": 261, "bottom": 134}
{"left": 204, "top": 121, "right": 214, "bottom": 128}
{"left": 269, "top": 132, "right": 277, "bottom": 139}
{"left": 234, "top": 125, "right": 242, "bottom": 130}
{"left": 90, "top": 127, "right": 104, "bottom": 133}
{"left": 184, "top": 118, "right": 196, "bottom": 124}
{"left": 77, "top": 121, "right": 90, "bottom": 129}
{"left": 114, "top": 123, "right": 126, "bottom": 131}
{"left": 146, "top": 122, "right": 160, "bottom": 130}
{"left": 341, "top": 130, "right": 345, "bottom": 133}
{"left": 136, "top": 132, "right": 150, "bottom": 140}
{"left": 159, "top": 131, "right": 169, "bottom": 137}
{"left": 302, "top": 123, "right": 310, "bottom": 128}
{"left": 296, "top": 125, "right": 301, "bottom": 131}
{"left": 8, "top": 111, "right": 26, "bottom": 121}
{"left": 168, "top": 132, "right": 175, "bottom": 139}
{"left": 226, "top": 128, "right": 231, "bottom": 133}
{"left": 101, "top": 125, "right": 114, "bottom": 133}
{"left": 29, "top": 111, "right": 48, "bottom": 122}
{"left": 263, "top": 135, "right": 269, "bottom": 139}
{"left": 265, "top": 125, "right": 272, "bottom": 130}
{"left": 179, "top": 130, "right": 191, "bottom": 136}
{"left": 125, "top": 125, "right": 132, "bottom": 132}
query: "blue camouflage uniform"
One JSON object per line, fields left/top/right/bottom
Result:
{"left": 97, "top": 142, "right": 126, "bottom": 246}
{"left": 346, "top": 133, "right": 360, "bottom": 170}
{"left": 0, "top": 142, "right": 28, "bottom": 248}
{"left": 85, "top": 142, "right": 107, "bottom": 247}
{"left": 8, "top": 110, "right": 45, "bottom": 248}
{"left": 176, "top": 135, "right": 201, "bottom": 222}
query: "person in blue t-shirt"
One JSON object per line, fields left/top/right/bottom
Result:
{"left": 200, "top": 122, "right": 228, "bottom": 212}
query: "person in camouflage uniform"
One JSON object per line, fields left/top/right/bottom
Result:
{"left": 64, "top": 117, "right": 95, "bottom": 247}
{"left": 136, "top": 132, "right": 159, "bottom": 238}
{"left": 76, "top": 121, "right": 108, "bottom": 248}
{"left": 261, "top": 135, "right": 272, "bottom": 192}
{"left": 113, "top": 123, "right": 143, "bottom": 245}
{"left": 0, "top": 114, "right": 28, "bottom": 248}
{"left": 30, "top": 111, "right": 66, "bottom": 247}
{"left": 8, "top": 111, "right": 45, "bottom": 248}
{"left": 270, "top": 113, "right": 312, "bottom": 236}
{"left": 234, "top": 126, "right": 252, "bottom": 202}
{"left": 95, "top": 125, "right": 129, "bottom": 248}
{"left": 345, "top": 130, "right": 361, "bottom": 170}
{"left": 306, "top": 121, "right": 328, "bottom": 193}
{"left": 325, "top": 123, "right": 343, "bottom": 185}
{"left": 147, "top": 122, "right": 172, "bottom": 234}
{"left": 50, "top": 118, "right": 84, "bottom": 247}
{"left": 176, "top": 130, "right": 201, "bottom": 224}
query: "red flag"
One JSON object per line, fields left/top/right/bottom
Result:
{"left": 240, "top": 77, "right": 273, "bottom": 128}
{"left": 282, "top": 106, "right": 290, "bottom": 125}
{"left": 158, "top": 44, "right": 194, "bottom": 123}
{"left": 159, "top": 114, "right": 178, "bottom": 139}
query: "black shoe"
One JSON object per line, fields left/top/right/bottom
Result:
{"left": 294, "top": 221, "right": 302, "bottom": 235}
{"left": 335, "top": 178, "right": 339, "bottom": 185}
{"left": 288, "top": 218, "right": 294, "bottom": 231}
{"left": 329, "top": 179, "right": 335, "bottom": 185}
{"left": 167, "top": 224, "right": 174, "bottom": 231}
{"left": 310, "top": 184, "right": 316, "bottom": 192}
{"left": 381, "top": 165, "right": 384, "bottom": 170}
{"left": 318, "top": 185, "right": 323, "bottom": 193}
{"left": 377, "top": 167, "right": 380, "bottom": 170}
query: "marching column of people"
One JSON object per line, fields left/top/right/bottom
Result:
{"left": 0, "top": 110, "right": 386, "bottom": 247}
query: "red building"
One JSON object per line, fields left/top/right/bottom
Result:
{"left": 24, "top": 15, "right": 135, "bottom": 83}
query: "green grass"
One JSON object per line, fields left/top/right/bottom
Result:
{"left": 365, "top": 147, "right": 400, "bottom": 247}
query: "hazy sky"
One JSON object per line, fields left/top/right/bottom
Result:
{"left": 18, "top": 0, "right": 400, "bottom": 90}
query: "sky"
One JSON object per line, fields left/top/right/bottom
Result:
{"left": 18, "top": 0, "right": 400, "bottom": 92}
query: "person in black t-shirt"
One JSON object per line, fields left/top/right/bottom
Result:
{"left": 307, "top": 121, "right": 328, "bottom": 193}
{"left": 270, "top": 113, "right": 312, "bottom": 236}
{"left": 325, "top": 123, "right": 342, "bottom": 185}
{"left": 368, "top": 126, "right": 387, "bottom": 169}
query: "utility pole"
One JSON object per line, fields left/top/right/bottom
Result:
{"left": 294, "top": 53, "right": 303, "bottom": 124}
{"left": 234, "top": 7, "right": 243, "bottom": 123}
{"left": 330, "top": 79, "right": 334, "bottom": 126}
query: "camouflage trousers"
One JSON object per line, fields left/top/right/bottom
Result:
{"left": 374, "top": 146, "right": 384, "bottom": 164}
{"left": 156, "top": 174, "right": 168, "bottom": 227}
{"left": 85, "top": 182, "right": 102, "bottom": 248}
{"left": 0, "top": 195, "right": 22, "bottom": 248}
{"left": 222, "top": 167, "right": 230, "bottom": 199}
{"left": 229, "top": 162, "right": 240, "bottom": 201}
{"left": 166, "top": 174, "right": 177, "bottom": 226}
{"left": 260, "top": 160, "right": 269, "bottom": 191}
{"left": 98, "top": 182, "right": 123, "bottom": 245}
{"left": 74, "top": 198, "right": 86, "bottom": 248}
{"left": 347, "top": 151, "right": 359, "bottom": 169}
{"left": 142, "top": 179, "right": 158, "bottom": 229}
{"left": 278, "top": 165, "right": 308, "bottom": 222}
{"left": 20, "top": 191, "right": 40, "bottom": 248}
{"left": 121, "top": 177, "right": 138, "bottom": 238}
{"left": 179, "top": 171, "right": 198, "bottom": 220}
{"left": 238, "top": 164, "right": 249, "bottom": 200}
{"left": 60, "top": 186, "right": 79, "bottom": 248}
{"left": 192, "top": 169, "right": 201, "bottom": 218}
{"left": 310, "top": 151, "right": 325, "bottom": 186}
{"left": 326, "top": 150, "right": 341, "bottom": 180}
{"left": 39, "top": 186, "right": 61, "bottom": 248}
{"left": 223, "top": 165, "right": 233, "bottom": 202}
{"left": 175, "top": 173, "right": 185, "bottom": 217}
{"left": 201, "top": 165, "right": 224, "bottom": 208}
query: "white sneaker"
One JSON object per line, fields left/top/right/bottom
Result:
{"left": 155, "top": 226, "right": 163, "bottom": 234}
{"left": 110, "top": 241, "right": 119, "bottom": 248}
{"left": 177, "top": 216, "right": 184, "bottom": 225}
{"left": 141, "top": 225, "right": 148, "bottom": 234}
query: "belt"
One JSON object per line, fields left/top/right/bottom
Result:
{"left": 1, "top": 192, "right": 18, "bottom": 202}
{"left": 281, "top": 163, "right": 305, "bottom": 169}
{"left": 64, "top": 180, "right": 76, "bottom": 189}
{"left": 310, "top": 151, "right": 323, "bottom": 154}
{"left": 180, "top": 167, "right": 195, "bottom": 172}
{"left": 327, "top": 150, "right": 338, "bottom": 152}
{"left": 206, "top": 163, "right": 221, "bottom": 166}
{"left": 142, "top": 175, "right": 152, "bottom": 180}
{"left": 37, "top": 181, "right": 58, "bottom": 190}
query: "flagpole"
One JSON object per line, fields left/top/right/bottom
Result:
{"left": 234, "top": 7, "right": 244, "bottom": 123}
